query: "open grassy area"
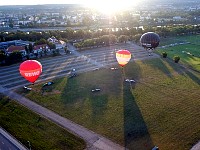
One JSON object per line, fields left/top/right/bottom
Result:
{"left": 17, "top": 58, "right": 200, "bottom": 150}
{"left": 157, "top": 35, "right": 200, "bottom": 71}
{"left": 0, "top": 94, "right": 86, "bottom": 150}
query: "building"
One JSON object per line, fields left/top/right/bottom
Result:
{"left": 0, "top": 40, "right": 31, "bottom": 50}
{"left": 33, "top": 44, "right": 50, "bottom": 54}
{"left": 47, "top": 36, "right": 66, "bottom": 49}
{"left": 6, "top": 45, "right": 26, "bottom": 56}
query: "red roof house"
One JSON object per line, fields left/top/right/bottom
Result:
{"left": 7, "top": 45, "right": 26, "bottom": 56}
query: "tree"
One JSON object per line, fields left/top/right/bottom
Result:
{"left": 6, "top": 51, "right": 22, "bottom": 64}
{"left": 0, "top": 50, "right": 6, "bottom": 64}
{"left": 35, "top": 38, "right": 47, "bottom": 45}
{"left": 28, "top": 43, "right": 33, "bottom": 53}
{"left": 48, "top": 42, "right": 56, "bottom": 50}
{"left": 118, "top": 35, "right": 128, "bottom": 43}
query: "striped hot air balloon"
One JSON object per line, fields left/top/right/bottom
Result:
{"left": 116, "top": 50, "right": 131, "bottom": 67}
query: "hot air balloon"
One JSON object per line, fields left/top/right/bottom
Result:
{"left": 116, "top": 50, "right": 131, "bottom": 67}
{"left": 140, "top": 32, "right": 160, "bottom": 56}
{"left": 19, "top": 60, "right": 42, "bottom": 83}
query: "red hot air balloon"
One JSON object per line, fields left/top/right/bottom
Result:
{"left": 116, "top": 50, "right": 131, "bottom": 67}
{"left": 19, "top": 60, "right": 42, "bottom": 83}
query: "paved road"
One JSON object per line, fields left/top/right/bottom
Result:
{"left": 0, "top": 133, "right": 20, "bottom": 150}
{"left": 0, "top": 42, "right": 159, "bottom": 90}
{"left": 0, "top": 128, "right": 27, "bottom": 150}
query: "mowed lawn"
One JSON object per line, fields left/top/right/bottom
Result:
{"left": 17, "top": 58, "right": 200, "bottom": 150}
{"left": 0, "top": 95, "right": 86, "bottom": 150}
{"left": 157, "top": 35, "right": 200, "bottom": 71}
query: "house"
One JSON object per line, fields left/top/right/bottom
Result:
{"left": 47, "top": 36, "right": 66, "bottom": 49}
{"left": 6, "top": 45, "right": 26, "bottom": 56}
{"left": 56, "top": 40, "right": 66, "bottom": 49}
{"left": 33, "top": 44, "right": 50, "bottom": 54}
{"left": 47, "top": 36, "right": 58, "bottom": 43}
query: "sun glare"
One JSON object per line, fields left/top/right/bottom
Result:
{"left": 85, "top": 0, "right": 139, "bottom": 15}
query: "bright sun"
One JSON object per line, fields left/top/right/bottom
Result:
{"left": 85, "top": 0, "right": 139, "bottom": 15}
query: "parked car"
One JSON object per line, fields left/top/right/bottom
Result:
{"left": 42, "top": 81, "right": 54, "bottom": 87}
{"left": 23, "top": 86, "right": 32, "bottom": 91}
{"left": 91, "top": 88, "right": 101, "bottom": 92}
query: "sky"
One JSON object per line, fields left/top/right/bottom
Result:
{"left": 0, "top": 0, "right": 143, "bottom": 6}
{"left": 0, "top": 0, "right": 142, "bottom": 14}
{"left": 0, "top": 0, "right": 86, "bottom": 6}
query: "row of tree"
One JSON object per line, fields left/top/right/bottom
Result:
{"left": 74, "top": 35, "right": 129, "bottom": 49}
{"left": 0, "top": 50, "right": 22, "bottom": 65}
{"left": 1, "top": 24, "right": 200, "bottom": 43}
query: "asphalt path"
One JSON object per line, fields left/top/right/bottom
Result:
{"left": 0, "top": 133, "right": 20, "bottom": 150}
{"left": 0, "top": 42, "right": 159, "bottom": 90}
{"left": 0, "top": 128, "right": 27, "bottom": 150}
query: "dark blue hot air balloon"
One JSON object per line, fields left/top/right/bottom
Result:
{"left": 140, "top": 32, "right": 160, "bottom": 56}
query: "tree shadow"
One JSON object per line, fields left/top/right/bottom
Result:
{"left": 123, "top": 82, "right": 154, "bottom": 150}
{"left": 90, "top": 94, "right": 109, "bottom": 121}
{"left": 164, "top": 58, "right": 200, "bottom": 85}
{"left": 184, "top": 70, "right": 200, "bottom": 85}
{"left": 142, "top": 58, "right": 174, "bottom": 78}
{"left": 164, "top": 58, "right": 187, "bottom": 75}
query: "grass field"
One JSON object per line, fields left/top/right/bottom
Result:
{"left": 17, "top": 58, "right": 200, "bottom": 150}
{"left": 157, "top": 35, "right": 200, "bottom": 71}
{"left": 0, "top": 94, "right": 86, "bottom": 150}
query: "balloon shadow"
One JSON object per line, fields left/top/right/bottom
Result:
{"left": 123, "top": 82, "right": 154, "bottom": 150}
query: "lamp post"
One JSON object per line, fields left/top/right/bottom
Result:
{"left": 27, "top": 141, "right": 31, "bottom": 150}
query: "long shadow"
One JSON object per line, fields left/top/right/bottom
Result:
{"left": 90, "top": 94, "right": 108, "bottom": 121}
{"left": 123, "top": 82, "right": 154, "bottom": 150}
{"left": 164, "top": 58, "right": 200, "bottom": 85}
{"left": 164, "top": 58, "right": 185, "bottom": 75}
{"left": 184, "top": 70, "right": 200, "bottom": 85}
{"left": 122, "top": 62, "right": 154, "bottom": 149}
{"left": 61, "top": 76, "right": 87, "bottom": 105}
{"left": 142, "top": 58, "right": 173, "bottom": 78}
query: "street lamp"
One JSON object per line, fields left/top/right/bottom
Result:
{"left": 27, "top": 141, "right": 31, "bottom": 150}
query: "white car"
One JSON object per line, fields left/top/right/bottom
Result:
{"left": 125, "top": 79, "right": 135, "bottom": 83}
{"left": 91, "top": 89, "right": 101, "bottom": 92}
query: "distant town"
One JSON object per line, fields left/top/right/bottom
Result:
{"left": 0, "top": 0, "right": 200, "bottom": 31}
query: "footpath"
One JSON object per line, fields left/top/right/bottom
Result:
{"left": 0, "top": 86, "right": 124, "bottom": 150}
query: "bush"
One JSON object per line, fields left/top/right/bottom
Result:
{"left": 173, "top": 56, "right": 180, "bottom": 63}
{"left": 162, "top": 52, "right": 167, "bottom": 58}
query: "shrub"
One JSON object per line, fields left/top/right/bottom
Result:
{"left": 174, "top": 56, "right": 180, "bottom": 63}
{"left": 162, "top": 52, "right": 167, "bottom": 58}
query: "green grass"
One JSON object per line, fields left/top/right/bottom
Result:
{"left": 17, "top": 58, "right": 200, "bottom": 150}
{"left": 0, "top": 95, "right": 86, "bottom": 150}
{"left": 157, "top": 35, "right": 200, "bottom": 71}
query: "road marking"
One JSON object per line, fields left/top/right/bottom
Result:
{"left": 1, "top": 142, "right": 4, "bottom": 144}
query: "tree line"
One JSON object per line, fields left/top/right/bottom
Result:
{"left": 1, "top": 24, "right": 200, "bottom": 43}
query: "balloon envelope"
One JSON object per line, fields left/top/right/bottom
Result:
{"left": 116, "top": 50, "right": 131, "bottom": 67}
{"left": 19, "top": 60, "right": 42, "bottom": 83}
{"left": 140, "top": 32, "right": 160, "bottom": 49}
